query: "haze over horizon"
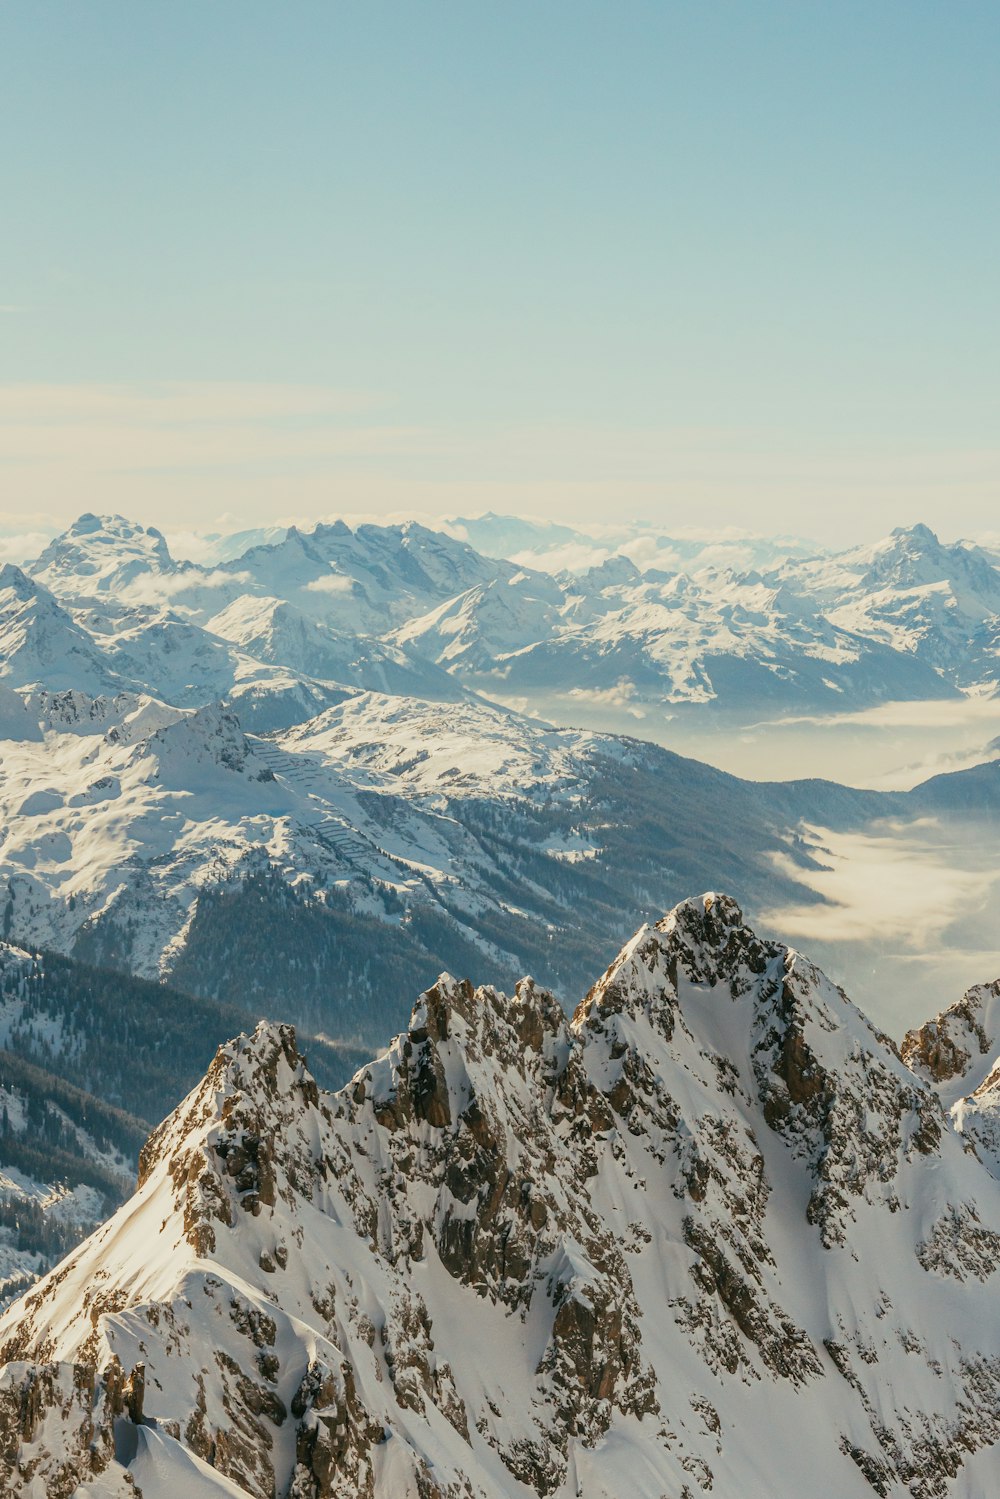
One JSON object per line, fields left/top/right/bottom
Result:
{"left": 2, "top": 1, "right": 998, "bottom": 542}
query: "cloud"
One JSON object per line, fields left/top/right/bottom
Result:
{"left": 756, "top": 697, "right": 1000, "bottom": 733}
{"left": 161, "top": 529, "right": 229, "bottom": 564}
{"left": 759, "top": 816, "right": 1000, "bottom": 1035}
{"left": 764, "top": 820, "right": 988, "bottom": 947}
{"left": 304, "top": 574, "right": 355, "bottom": 596}
{"left": 509, "top": 541, "right": 612, "bottom": 574}
{"left": 568, "top": 680, "right": 646, "bottom": 718}
{"left": 0, "top": 530, "right": 55, "bottom": 564}
{"left": 116, "top": 567, "right": 250, "bottom": 606}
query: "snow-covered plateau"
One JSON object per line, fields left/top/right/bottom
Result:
{"left": 4, "top": 895, "right": 1000, "bottom": 1496}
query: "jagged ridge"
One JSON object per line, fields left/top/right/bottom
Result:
{"left": 3, "top": 896, "right": 1000, "bottom": 1497}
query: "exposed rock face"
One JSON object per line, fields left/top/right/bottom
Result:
{"left": 2, "top": 893, "right": 1000, "bottom": 1497}
{"left": 0, "top": 1359, "right": 140, "bottom": 1497}
{"left": 906, "top": 981, "right": 1000, "bottom": 1185}
{"left": 903, "top": 980, "right": 1000, "bottom": 1100}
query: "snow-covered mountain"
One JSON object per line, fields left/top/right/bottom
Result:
{"left": 2, "top": 663, "right": 998, "bottom": 1046}
{"left": 205, "top": 594, "right": 464, "bottom": 702}
{"left": 903, "top": 980, "right": 1000, "bottom": 1181}
{"left": 27, "top": 513, "right": 177, "bottom": 598}
{"left": 781, "top": 524, "right": 1000, "bottom": 684}
{"left": 0, "top": 565, "right": 123, "bottom": 696}
{"left": 0, "top": 682, "right": 868, "bottom": 1042}
{"left": 398, "top": 521, "right": 1000, "bottom": 717}
{"left": 4, "top": 895, "right": 1000, "bottom": 1497}
{"left": 398, "top": 559, "right": 956, "bottom": 713}
{"left": 4, "top": 509, "right": 1000, "bottom": 1052}
{"left": 13, "top": 513, "right": 1000, "bottom": 728}
{"left": 11, "top": 514, "right": 510, "bottom": 724}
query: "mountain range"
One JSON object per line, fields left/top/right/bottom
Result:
{"left": 7, "top": 512, "right": 1000, "bottom": 725}
{"left": 2, "top": 511, "right": 998, "bottom": 1033}
{"left": 3, "top": 895, "right": 1000, "bottom": 1496}
{"left": 1, "top": 512, "right": 999, "bottom": 1350}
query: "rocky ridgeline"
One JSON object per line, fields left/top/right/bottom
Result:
{"left": 3, "top": 895, "right": 1000, "bottom": 1496}
{"left": 904, "top": 979, "right": 1000, "bottom": 1184}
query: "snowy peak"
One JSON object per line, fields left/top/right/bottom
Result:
{"left": 28, "top": 512, "right": 175, "bottom": 597}
{"left": 144, "top": 700, "right": 254, "bottom": 776}
{"left": 859, "top": 522, "right": 1000, "bottom": 599}
{"left": 576, "top": 554, "right": 643, "bottom": 592}
{"left": 225, "top": 516, "right": 507, "bottom": 624}
{"left": 891, "top": 521, "right": 938, "bottom": 543}
{"left": 7, "top": 899, "right": 1000, "bottom": 1496}
{"left": 903, "top": 981, "right": 1000, "bottom": 1182}
{"left": 575, "top": 894, "right": 944, "bottom": 1253}
{"left": 578, "top": 891, "right": 773, "bottom": 1020}
{"left": 137, "top": 1020, "right": 324, "bottom": 1253}
{"left": 355, "top": 971, "right": 572, "bottom": 1143}
{"left": 0, "top": 564, "right": 37, "bottom": 604}
{"left": 1, "top": 564, "right": 58, "bottom": 611}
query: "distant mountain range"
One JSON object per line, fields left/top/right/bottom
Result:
{"left": 5, "top": 513, "right": 1000, "bottom": 734}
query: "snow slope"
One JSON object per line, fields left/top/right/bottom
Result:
{"left": 3, "top": 896, "right": 1000, "bottom": 1496}
{"left": 0, "top": 679, "right": 900, "bottom": 1043}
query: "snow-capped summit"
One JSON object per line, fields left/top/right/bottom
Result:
{"left": 4, "top": 896, "right": 1000, "bottom": 1497}
{"left": 777, "top": 524, "right": 1000, "bottom": 679}
{"left": 856, "top": 522, "right": 1000, "bottom": 602}
{"left": 574, "top": 553, "right": 643, "bottom": 592}
{"left": 0, "top": 563, "right": 36, "bottom": 603}
{"left": 219, "top": 518, "right": 510, "bottom": 635}
{"left": 903, "top": 978, "right": 1000, "bottom": 1106}
{"left": 28, "top": 512, "right": 177, "bottom": 597}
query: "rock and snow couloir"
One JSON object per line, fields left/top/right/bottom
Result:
{"left": 4, "top": 896, "right": 1000, "bottom": 1496}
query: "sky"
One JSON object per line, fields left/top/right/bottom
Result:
{"left": 1, "top": 1, "right": 998, "bottom": 546}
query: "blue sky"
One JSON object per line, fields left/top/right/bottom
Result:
{"left": 1, "top": 1, "right": 998, "bottom": 542}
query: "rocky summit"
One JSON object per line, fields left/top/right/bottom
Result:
{"left": 3, "top": 894, "right": 1000, "bottom": 1497}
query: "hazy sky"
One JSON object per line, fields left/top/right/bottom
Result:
{"left": 2, "top": 2, "right": 998, "bottom": 543}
